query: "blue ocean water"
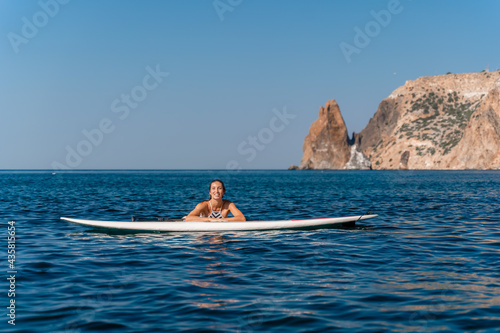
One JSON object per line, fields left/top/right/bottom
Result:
{"left": 1, "top": 170, "right": 500, "bottom": 332}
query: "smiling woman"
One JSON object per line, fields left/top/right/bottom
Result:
{"left": 184, "top": 179, "right": 246, "bottom": 222}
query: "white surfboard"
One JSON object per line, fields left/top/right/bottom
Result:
{"left": 61, "top": 214, "right": 378, "bottom": 232}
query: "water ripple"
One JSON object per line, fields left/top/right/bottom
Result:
{"left": 2, "top": 170, "right": 500, "bottom": 332}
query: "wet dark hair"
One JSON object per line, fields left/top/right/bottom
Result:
{"left": 208, "top": 179, "right": 225, "bottom": 199}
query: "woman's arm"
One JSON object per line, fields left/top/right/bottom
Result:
{"left": 219, "top": 202, "right": 246, "bottom": 222}
{"left": 184, "top": 202, "right": 246, "bottom": 222}
{"left": 184, "top": 202, "right": 211, "bottom": 222}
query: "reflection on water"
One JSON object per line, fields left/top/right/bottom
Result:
{"left": 187, "top": 234, "right": 241, "bottom": 310}
{"left": 194, "top": 234, "right": 231, "bottom": 249}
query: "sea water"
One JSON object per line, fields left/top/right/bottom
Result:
{"left": 1, "top": 170, "right": 499, "bottom": 332}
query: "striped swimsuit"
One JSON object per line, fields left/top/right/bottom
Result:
{"left": 208, "top": 200, "right": 224, "bottom": 218}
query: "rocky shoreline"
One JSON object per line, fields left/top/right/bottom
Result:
{"left": 292, "top": 71, "right": 500, "bottom": 170}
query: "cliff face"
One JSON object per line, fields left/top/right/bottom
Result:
{"left": 358, "top": 71, "right": 500, "bottom": 170}
{"left": 442, "top": 84, "right": 500, "bottom": 169}
{"left": 294, "top": 71, "right": 500, "bottom": 171}
{"left": 297, "top": 99, "right": 371, "bottom": 170}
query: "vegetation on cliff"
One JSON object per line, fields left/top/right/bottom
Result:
{"left": 296, "top": 70, "right": 500, "bottom": 170}
{"left": 357, "top": 70, "right": 500, "bottom": 169}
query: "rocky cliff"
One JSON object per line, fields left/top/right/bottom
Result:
{"left": 294, "top": 70, "right": 500, "bottom": 170}
{"left": 443, "top": 85, "right": 500, "bottom": 169}
{"left": 358, "top": 71, "right": 500, "bottom": 169}
{"left": 293, "top": 99, "right": 371, "bottom": 170}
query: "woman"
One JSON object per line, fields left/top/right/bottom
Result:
{"left": 185, "top": 179, "right": 246, "bottom": 222}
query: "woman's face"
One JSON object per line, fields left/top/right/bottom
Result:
{"left": 209, "top": 181, "right": 225, "bottom": 199}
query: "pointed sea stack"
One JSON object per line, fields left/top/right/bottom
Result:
{"left": 298, "top": 99, "right": 371, "bottom": 170}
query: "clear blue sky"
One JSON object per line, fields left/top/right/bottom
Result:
{"left": 1, "top": 0, "right": 499, "bottom": 169}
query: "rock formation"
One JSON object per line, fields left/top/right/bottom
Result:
{"left": 295, "top": 99, "right": 371, "bottom": 170}
{"left": 441, "top": 83, "right": 500, "bottom": 169}
{"left": 345, "top": 145, "right": 372, "bottom": 170}
{"left": 294, "top": 70, "right": 500, "bottom": 170}
{"left": 358, "top": 71, "right": 500, "bottom": 169}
